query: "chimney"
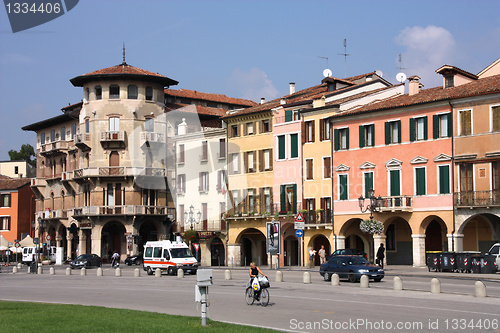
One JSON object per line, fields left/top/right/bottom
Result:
{"left": 177, "top": 118, "right": 187, "bottom": 135}
{"left": 289, "top": 82, "right": 295, "bottom": 95}
{"left": 280, "top": 98, "right": 286, "bottom": 105}
{"left": 260, "top": 97, "right": 266, "bottom": 104}
{"left": 408, "top": 75, "right": 421, "bottom": 96}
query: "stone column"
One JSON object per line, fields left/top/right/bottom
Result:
{"left": 78, "top": 229, "right": 87, "bottom": 255}
{"left": 67, "top": 234, "right": 73, "bottom": 259}
{"left": 227, "top": 244, "right": 241, "bottom": 267}
{"left": 199, "top": 240, "right": 210, "bottom": 267}
{"left": 447, "top": 233, "right": 464, "bottom": 252}
{"left": 373, "top": 234, "right": 386, "bottom": 266}
{"left": 411, "top": 234, "right": 426, "bottom": 267}
{"left": 91, "top": 231, "right": 102, "bottom": 258}
{"left": 56, "top": 236, "right": 63, "bottom": 248}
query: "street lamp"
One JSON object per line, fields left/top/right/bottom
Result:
{"left": 184, "top": 205, "right": 201, "bottom": 230}
{"left": 358, "top": 189, "right": 383, "bottom": 220}
{"left": 36, "top": 216, "right": 47, "bottom": 269}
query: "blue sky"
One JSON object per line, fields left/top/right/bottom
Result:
{"left": 0, "top": 0, "right": 499, "bottom": 161}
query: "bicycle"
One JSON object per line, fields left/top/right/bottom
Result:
{"left": 245, "top": 285, "right": 269, "bottom": 307}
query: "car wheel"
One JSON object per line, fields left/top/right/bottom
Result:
{"left": 127, "top": 262, "right": 132, "bottom": 266}
{"left": 323, "top": 272, "right": 331, "bottom": 281}
{"left": 374, "top": 277, "right": 382, "bottom": 282}
{"left": 348, "top": 272, "right": 357, "bottom": 283}
{"left": 146, "top": 267, "right": 153, "bottom": 275}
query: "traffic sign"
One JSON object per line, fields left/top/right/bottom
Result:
{"left": 33, "top": 237, "right": 40, "bottom": 245}
{"left": 46, "top": 235, "right": 51, "bottom": 241}
{"left": 294, "top": 212, "right": 305, "bottom": 223}
{"left": 15, "top": 242, "right": 20, "bottom": 248}
{"left": 295, "top": 229, "right": 303, "bottom": 238}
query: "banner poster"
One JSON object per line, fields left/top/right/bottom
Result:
{"left": 266, "top": 221, "right": 281, "bottom": 255}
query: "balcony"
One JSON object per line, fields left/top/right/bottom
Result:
{"left": 378, "top": 195, "right": 413, "bottom": 212}
{"left": 226, "top": 202, "right": 277, "bottom": 219}
{"left": 40, "top": 140, "right": 69, "bottom": 157}
{"left": 73, "top": 205, "right": 169, "bottom": 217}
{"left": 454, "top": 190, "right": 500, "bottom": 208}
{"left": 75, "top": 133, "right": 91, "bottom": 150}
{"left": 302, "top": 209, "right": 333, "bottom": 225}
{"left": 100, "top": 131, "right": 126, "bottom": 148}
{"left": 140, "top": 132, "right": 165, "bottom": 148}
{"left": 31, "top": 178, "right": 46, "bottom": 188}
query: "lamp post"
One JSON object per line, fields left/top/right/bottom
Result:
{"left": 184, "top": 205, "right": 202, "bottom": 230}
{"left": 36, "top": 216, "right": 47, "bottom": 270}
{"left": 358, "top": 189, "right": 383, "bottom": 220}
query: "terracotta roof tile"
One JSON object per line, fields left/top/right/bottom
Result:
{"left": 0, "top": 177, "right": 31, "bottom": 190}
{"left": 165, "top": 103, "right": 227, "bottom": 117}
{"left": 165, "top": 89, "right": 257, "bottom": 107}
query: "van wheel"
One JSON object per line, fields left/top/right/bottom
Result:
{"left": 147, "top": 267, "right": 153, "bottom": 275}
{"left": 167, "top": 267, "right": 174, "bottom": 276}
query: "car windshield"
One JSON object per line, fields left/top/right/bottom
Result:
{"left": 345, "top": 257, "right": 368, "bottom": 265}
{"left": 75, "top": 255, "right": 91, "bottom": 260}
{"left": 170, "top": 248, "right": 193, "bottom": 258}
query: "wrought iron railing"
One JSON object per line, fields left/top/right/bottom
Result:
{"left": 454, "top": 190, "right": 500, "bottom": 207}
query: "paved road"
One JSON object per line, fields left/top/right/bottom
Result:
{"left": 2, "top": 266, "right": 500, "bottom": 332}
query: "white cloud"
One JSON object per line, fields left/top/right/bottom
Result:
{"left": 396, "top": 25, "right": 456, "bottom": 87}
{"left": 227, "top": 68, "right": 279, "bottom": 102}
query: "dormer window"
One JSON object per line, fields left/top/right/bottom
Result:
{"left": 146, "top": 86, "right": 153, "bottom": 101}
{"left": 109, "top": 85, "right": 120, "bottom": 99}
{"left": 95, "top": 86, "right": 102, "bottom": 100}
{"left": 128, "top": 85, "right": 138, "bottom": 99}
{"left": 445, "top": 76, "right": 454, "bottom": 88}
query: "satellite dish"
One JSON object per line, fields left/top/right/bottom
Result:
{"left": 375, "top": 70, "right": 383, "bottom": 78}
{"left": 396, "top": 72, "right": 407, "bottom": 83}
{"left": 323, "top": 69, "right": 332, "bottom": 78}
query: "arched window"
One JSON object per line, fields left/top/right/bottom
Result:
{"left": 50, "top": 130, "right": 56, "bottom": 142}
{"left": 128, "top": 85, "right": 138, "bottom": 99}
{"left": 109, "top": 85, "right": 120, "bottom": 99}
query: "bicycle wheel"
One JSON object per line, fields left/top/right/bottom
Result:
{"left": 260, "top": 288, "right": 269, "bottom": 307}
{"left": 245, "top": 287, "right": 255, "bottom": 305}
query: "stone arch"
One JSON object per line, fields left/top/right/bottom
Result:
{"left": 101, "top": 221, "right": 126, "bottom": 262}
{"left": 339, "top": 218, "right": 372, "bottom": 258}
{"left": 384, "top": 216, "right": 412, "bottom": 265}
{"left": 282, "top": 223, "right": 299, "bottom": 266}
{"left": 210, "top": 237, "right": 225, "bottom": 266}
{"left": 136, "top": 219, "right": 160, "bottom": 253}
{"left": 307, "top": 233, "right": 330, "bottom": 266}
{"left": 457, "top": 213, "right": 500, "bottom": 253}
{"left": 235, "top": 227, "right": 266, "bottom": 266}
{"left": 419, "top": 215, "right": 448, "bottom": 252}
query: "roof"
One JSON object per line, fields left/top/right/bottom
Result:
{"left": 435, "top": 65, "right": 478, "bottom": 80}
{"left": 331, "top": 73, "right": 500, "bottom": 118}
{"left": 165, "top": 88, "right": 257, "bottom": 107}
{"left": 22, "top": 112, "right": 77, "bottom": 131}
{"left": 70, "top": 62, "right": 179, "bottom": 87}
{"left": 0, "top": 177, "right": 31, "bottom": 191}
{"left": 165, "top": 102, "right": 228, "bottom": 117}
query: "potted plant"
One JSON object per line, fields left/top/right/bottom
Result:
{"left": 359, "top": 219, "right": 384, "bottom": 235}
{"left": 183, "top": 230, "right": 197, "bottom": 242}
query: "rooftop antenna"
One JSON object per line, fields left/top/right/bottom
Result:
{"left": 122, "top": 42, "right": 126, "bottom": 64}
{"left": 318, "top": 56, "right": 332, "bottom": 78}
{"left": 398, "top": 53, "right": 406, "bottom": 72}
{"left": 318, "top": 56, "right": 328, "bottom": 69}
{"left": 338, "top": 38, "right": 350, "bottom": 77}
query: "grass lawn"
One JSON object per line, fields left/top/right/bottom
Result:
{"left": 0, "top": 301, "right": 276, "bottom": 332}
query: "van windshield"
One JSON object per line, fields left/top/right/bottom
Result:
{"left": 170, "top": 248, "right": 193, "bottom": 258}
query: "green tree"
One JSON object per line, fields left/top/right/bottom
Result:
{"left": 8, "top": 144, "right": 36, "bottom": 168}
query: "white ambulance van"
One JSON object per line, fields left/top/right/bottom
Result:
{"left": 22, "top": 246, "right": 56, "bottom": 264}
{"left": 143, "top": 239, "right": 198, "bottom": 275}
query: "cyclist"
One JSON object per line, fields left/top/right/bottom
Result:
{"left": 248, "top": 262, "right": 267, "bottom": 299}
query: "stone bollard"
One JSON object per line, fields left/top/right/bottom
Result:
{"left": 13, "top": 266, "right": 18, "bottom": 274}
{"left": 303, "top": 271, "right": 311, "bottom": 284}
{"left": 177, "top": 268, "right": 184, "bottom": 278}
{"left": 431, "top": 278, "right": 441, "bottom": 294}
{"left": 475, "top": 281, "right": 487, "bottom": 298}
{"left": 360, "top": 275, "right": 369, "bottom": 288}
{"left": 224, "top": 269, "right": 232, "bottom": 280}
{"left": 276, "top": 270, "right": 283, "bottom": 282}
{"left": 155, "top": 268, "right": 161, "bottom": 277}
{"left": 115, "top": 267, "right": 122, "bottom": 277}
{"left": 37, "top": 266, "right": 43, "bottom": 274}
{"left": 97, "top": 267, "right": 103, "bottom": 277}
{"left": 17, "top": 263, "right": 22, "bottom": 269}
{"left": 331, "top": 273, "right": 340, "bottom": 286}
{"left": 134, "top": 268, "right": 141, "bottom": 277}
{"left": 81, "top": 267, "right": 87, "bottom": 276}
{"left": 393, "top": 276, "right": 403, "bottom": 291}
{"left": 66, "top": 267, "right": 72, "bottom": 275}
{"left": 50, "top": 267, "right": 55, "bottom": 275}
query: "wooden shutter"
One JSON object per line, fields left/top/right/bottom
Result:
{"left": 433, "top": 115, "right": 439, "bottom": 139}
{"left": 301, "top": 120, "right": 306, "bottom": 144}
{"left": 410, "top": 118, "right": 416, "bottom": 142}
{"left": 278, "top": 136, "right": 286, "bottom": 159}
{"left": 312, "top": 121, "right": 315, "bottom": 142}
{"left": 292, "top": 184, "right": 297, "bottom": 213}
{"left": 280, "top": 185, "right": 286, "bottom": 212}
{"left": 416, "top": 167, "right": 426, "bottom": 195}
{"left": 320, "top": 119, "right": 325, "bottom": 141}
{"left": 334, "top": 129, "right": 340, "bottom": 151}
{"left": 423, "top": 116, "right": 428, "bottom": 140}
{"left": 253, "top": 151, "right": 257, "bottom": 171}
{"left": 285, "top": 110, "right": 292, "bottom": 122}
{"left": 385, "top": 122, "right": 390, "bottom": 145}
{"left": 290, "top": 134, "right": 298, "bottom": 158}
{"left": 397, "top": 120, "right": 402, "bottom": 143}
{"left": 345, "top": 127, "right": 350, "bottom": 149}
{"left": 446, "top": 113, "right": 452, "bottom": 137}
{"left": 259, "top": 150, "right": 264, "bottom": 172}
{"left": 269, "top": 149, "right": 273, "bottom": 171}
{"left": 359, "top": 125, "right": 365, "bottom": 148}
{"left": 439, "top": 165, "right": 450, "bottom": 194}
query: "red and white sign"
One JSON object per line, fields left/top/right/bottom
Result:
{"left": 15, "top": 242, "right": 20, "bottom": 248}
{"left": 294, "top": 212, "right": 305, "bottom": 230}
{"left": 193, "top": 243, "right": 200, "bottom": 252}
{"left": 294, "top": 212, "right": 305, "bottom": 223}
{"left": 46, "top": 235, "right": 51, "bottom": 241}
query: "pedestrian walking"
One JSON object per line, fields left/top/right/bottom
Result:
{"left": 309, "top": 247, "right": 317, "bottom": 268}
{"left": 318, "top": 245, "right": 326, "bottom": 264}
{"left": 376, "top": 243, "right": 385, "bottom": 269}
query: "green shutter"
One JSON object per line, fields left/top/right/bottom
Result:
{"left": 364, "top": 172, "right": 373, "bottom": 198}
{"left": 345, "top": 127, "right": 350, "bottom": 150}
{"left": 334, "top": 129, "right": 340, "bottom": 151}
{"left": 290, "top": 134, "right": 298, "bottom": 158}
{"left": 410, "top": 118, "right": 416, "bottom": 142}
{"left": 280, "top": 185, "right": 286, "bottom": 212}
{"left": 423, "top": 116, "right": 428, "bottom": 140}
{"left": 359, "top": 125, "right": 365, "bottom": 148}
{"left": 390, "top": 170, "right": 401, "bottom": 196}
{"left": 285, "top": 110, "right": 292, "bottom": 122}
{"left": 397, "top": 120, "right": 402, "bottom": 143}
{"left": 370, "top": 124, "right": 375, "bottom": 146}
{"left": 439, "top": 165, "right": 450, "bottom": 194}
{"left": 292, "top": 184, "right": 297, "bottom": 213}
{"left": 447, "top": 113, "right": 452, "bottom": 137}
{"left": 339, "top": 174, "right": 348, "bottom": 200}
{"left": 416, "top": 167, "right": 426, "bottom": 195}
{"left": 385, "top": 122, "right": 390, "bottom": 145}
{"left": 278, "top": 136, "right": 285, "bottom": 159}
{"left": 433, "top": 115, "right": 439, "bottom": 139}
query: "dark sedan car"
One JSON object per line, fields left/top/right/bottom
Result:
{"left": 326, "top": 248, "right": 368, "bottom": 260}
{"left": 69, "top": 254, "right": 103, "bottom": 269}
{"left": 125, "top": 253, "right": 143, "bottom": 266}
{"left": 319, "top": 255, "right": 384, "bottom": 282}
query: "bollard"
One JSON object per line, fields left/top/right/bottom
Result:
{"left": 475, "top": 281, "right": 487, "bottom": 298}
{"left": 50, "top": 267, "right": 55, "bottom": 275}
{"left": 81, "top": 267, "right": 87, "bottom": 276}
{"left": 360, "top": 275, "right": 369, "bottom": 288}
{"left": 37, "top": 266, "right": 43, "bottom": 274}
{"left": 155, "top": 268, "right": 161, "bottom": 277}
{"left": 276, "top": 270, "right": 283, "bottom": 282}
{"left": 393, "top": 276, "right": 403, "bottom": 291}
{"left": 13, "top": 266, "right": 18, "bottom": 274}
{"left": 177, "top": 268, "right": 184, "bottom": 278}
{"left": 134, "top": 268, "right": 141, "bottom": 277}
{"left": 97, "top": 267, "right": 103, "bottom": 277}
{"left": 17, "top": 263, "right": 22, "bottom": 269}
{"left": 431, "top": 278, "right": 441, "bottom": 294}
{"left": 115, "top": 267, "right": 122, "bottom": 277}
{"left": 224, "top": 269, "right": 232, "bottom": 280}
{"left": 66, "top": 267, "right": 72, "bottom": 275}
{"left": 331, "top": 273, "right": 340, "bottom": 286}
{"left": 303, "top": 271, "right": 311, "bottom": 284}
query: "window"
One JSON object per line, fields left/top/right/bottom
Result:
{"left": 285, "top": 110, "right": 300, "bottom": 122}
{"left": 278, "top": 135, "right": 286, "bottom": 160}
{"left": 492, "top": 105, "right": 500, "bottom": 132}
{"left": 415, "top": 167, "right": 426, "bottom": 195}
{"left": 320, "top": 119, "right": 331, "bottom": 141}
{"left": 460, "top": 164, "right": 473, "bottom": 192}
{"left": 305, "top": 159, "right": 313, "bottom": 180}
{"left": 109, "top": 85, "right": 120, "bottom": 99}
{"left": 146, "top": 86, "right": 153, "bottom": 101}
{"left": 217, "top": 170, "right": 227, "bottom": 192}
{"left": 0, "top": 216, "right": 10, "bottom": 230}
{"left": 305, "top": 198, "right": 315, "bottom": 211}
{"left": 199, "top": 172, "right": 209, "bottom": 192}
{"left": 50, "top": 129, "right": 55, "bottom": 142}
{"left": 245, "top": 122, "right": 254, "bottom": 135}
{"left": 280, "top": 185, "right": 296, "bottom": 213}
{"left": 334, "top": 128, "right": 349, "bottom": 150}
{"left": 445, "top": 76, "right": 454, "bottom": 88}
{"left": 145, "top": 118, "right": 154, "bottom": 132}
{"left": 201, "top": 141, "right": 208, "bottom": 161}
{"left": 85, "top": 87, "right": 89, "bottom": 101}
{"left": 60, "top": 127, "right": 66, "bottom": 141}
{"left": 363, "top": 172, "right": 374, "bottom": 198}
{"left": 71, "top": 124, "right": 77, "bottom": 139}
{"left": 230, "top": 153, "right": 240, "bottom": 174}
{"left": 260, "top": 149, "right": 272, "bottom": 171}
{"left": 261, "top": 119, "right": 270, "bottom": 133}
{"left": 321, "top": 197, "right": 331, "bottom": 211}
{"left": 339, "top": 174, "right": 348, "bottom": 200}
{"left": 389, "top": 169, "right": 401, "bottom": 196}
{"left": 95, "top": 86, "right": 102, "bottom": 100}
{"left": 1, "top": 194, "right": 11, "bottom": 207}
{"left": 290, "top": 134, "right": 298, "bottom": 158}
{"left": 219, "top": 138, "right": 226, "bottom": 159}
{"left": 493, "top": 162, "right": 500, "bottom": 190}
{"left": 109, "top": 117, "right": 120, "bottom": 132}
{"left": 85, "top": 118, "right": 90, "bottom": 133}
{"left": 247, "top": 189, "right": 256, "bottom": 211}
{"left": 245, "top": 151, "right": 256, "bottom": 173}
{"left": 359, "top": 124, "right": 374, "bottom": 148}
{"left": 410, "top": 116, "right": 428, "bottom": 141}
{"left": 14, "top": 166, "right": 18, "bottom": 175}
{"left": 231, "top": 125, "right": 239, "bottom": 137}
{"left": 385, "top": 120, "right": 401, "bottom": 144}
{"left": 323, "top": 157, "right": 331, "bottom": 179}
{"left": 41, "top": 133, "right": 45, "bottom": 145}
{"left": 305, "top": 121, "right": 315, "bottom": 143}
{"left": 153, "top": 247, "right": 162, "bottom": 258}
{"left": 127, "top": 85, "right": 138, "bottom": 99}
{"left": 438, "top": 165, "right": 450, "bottom": 194}
{"left": 179, "top": 205, "right": 184, "bottom": 225}
{"left": 433, "top": 113, "right": 452, "bottom": 138}
{"left": 262, "top": 187, "right": 273, "bottom": 212}
{"left": 460, "top": 110, "right": 472, "bottom": 136}
{"left": 178, "top": 144, "right": 185, "bottom": 163}
{"left": 177, "top": 174, "right": 186, "bottom": 193}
